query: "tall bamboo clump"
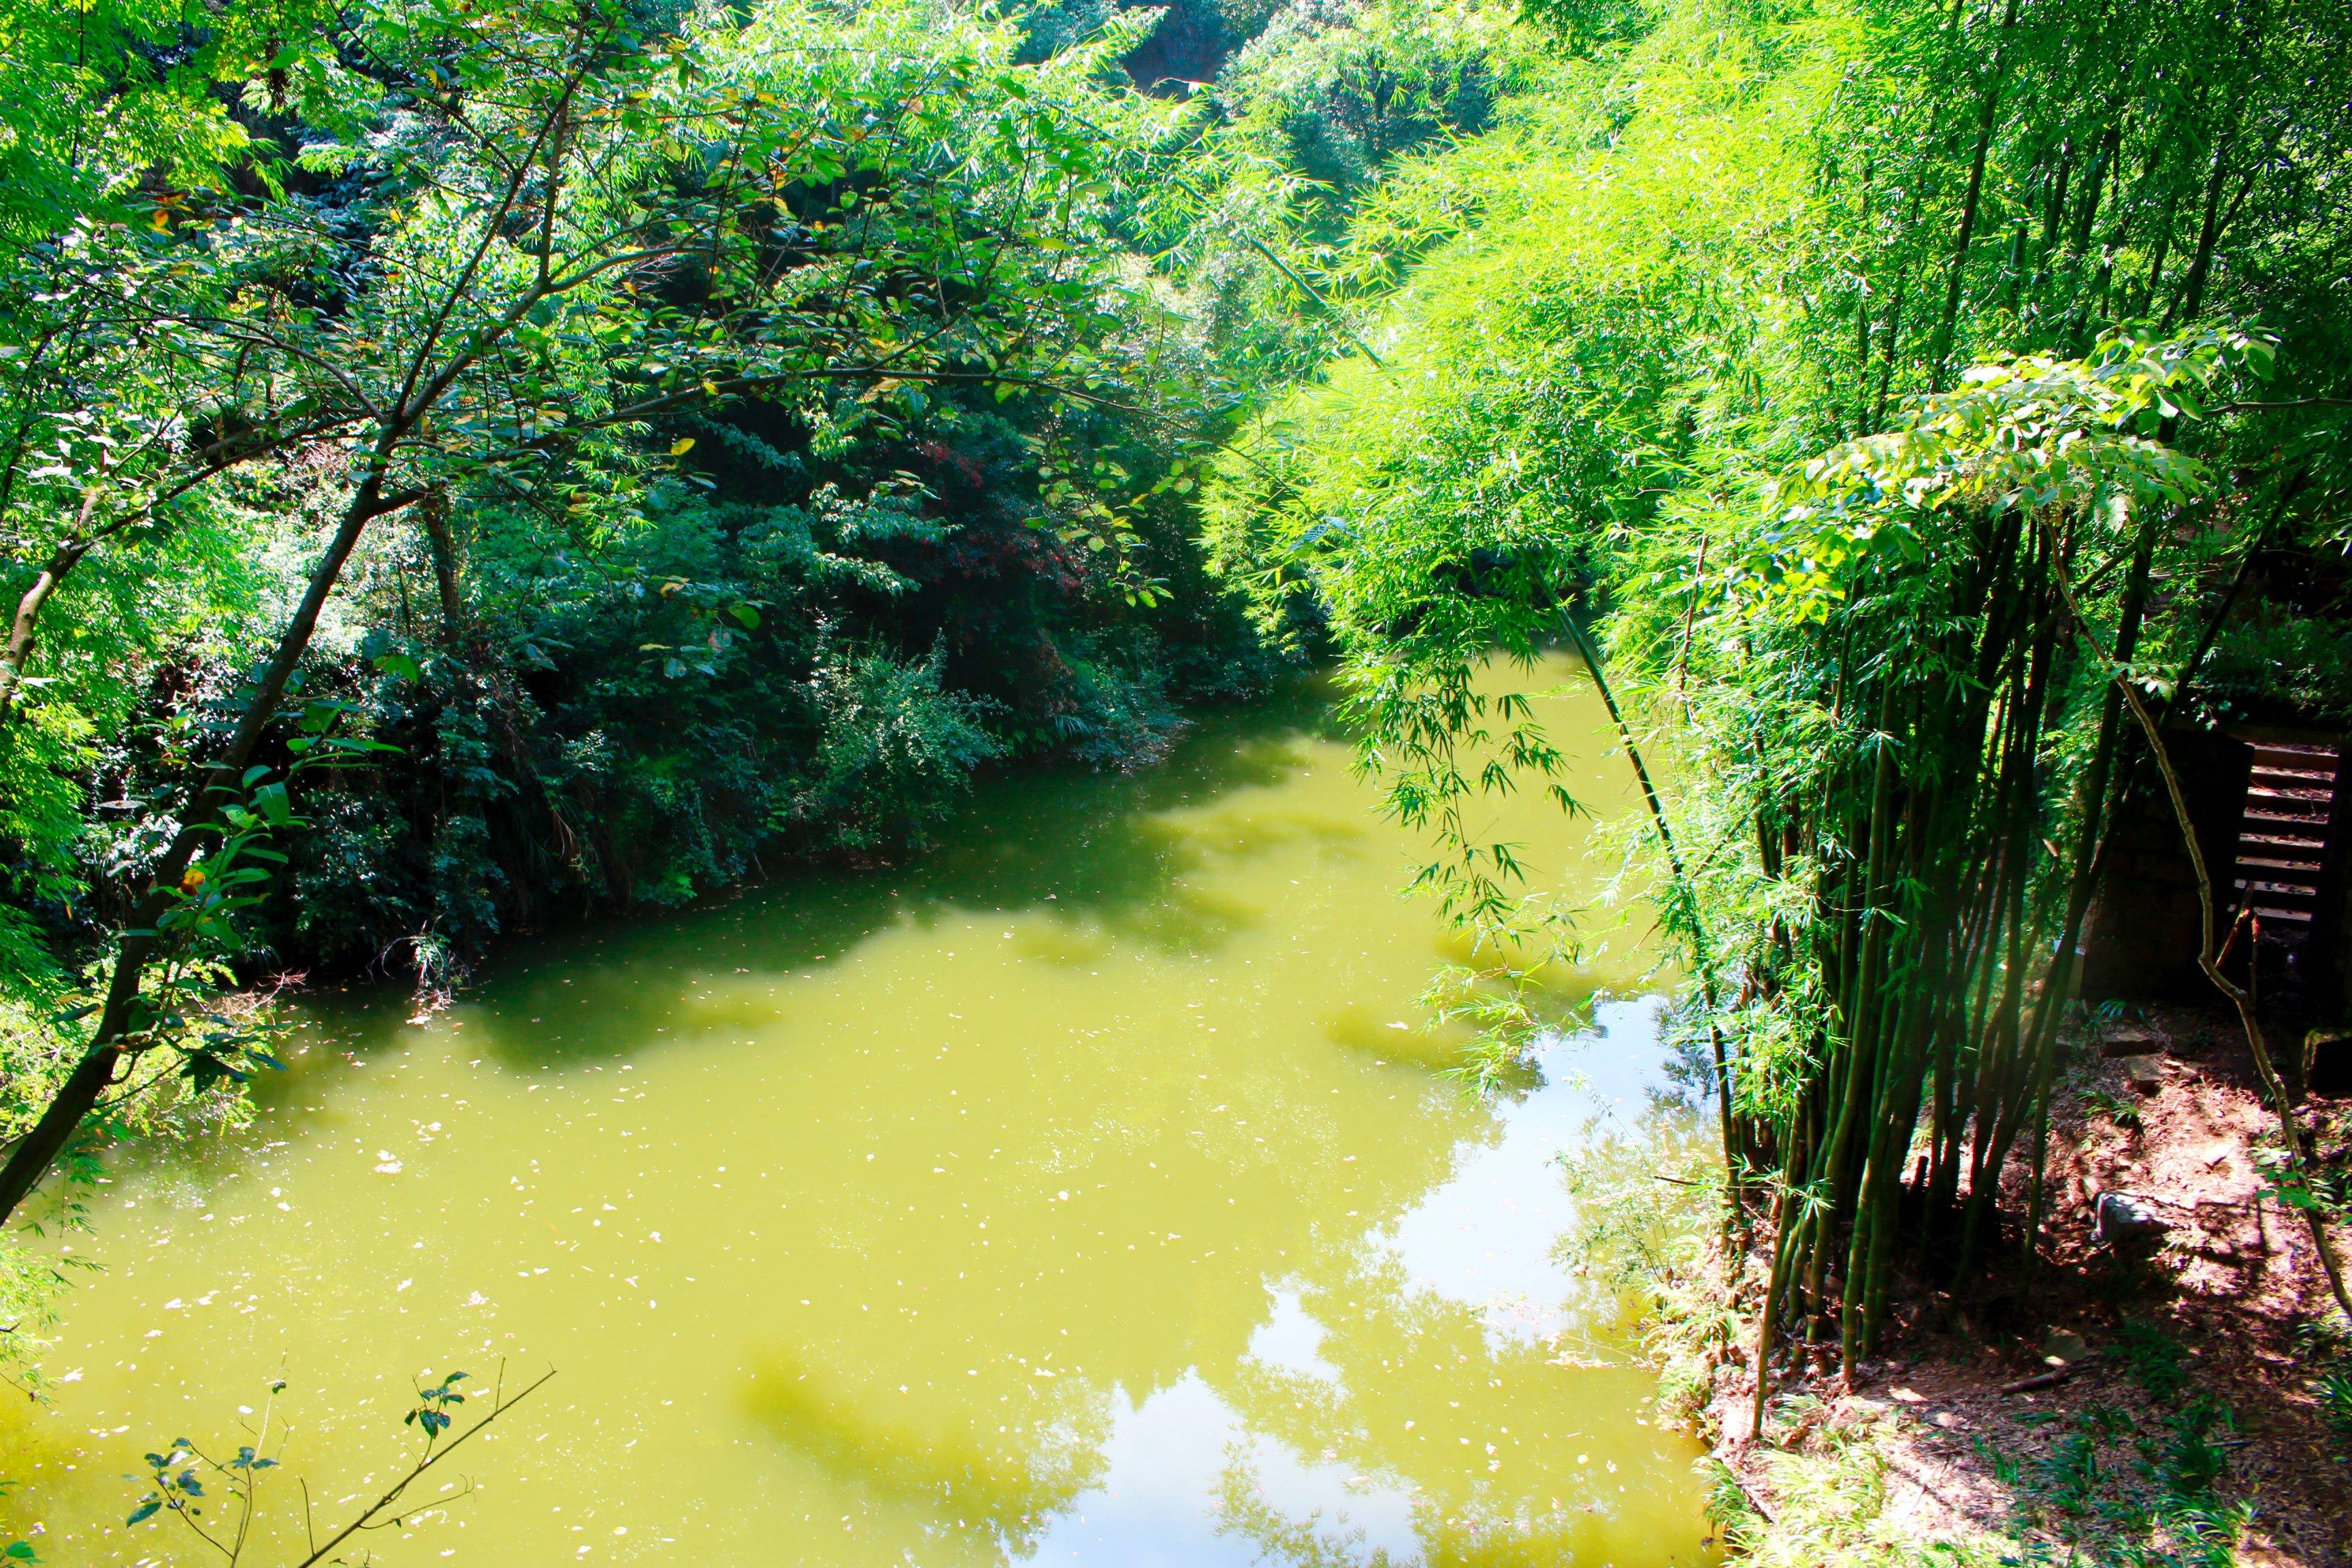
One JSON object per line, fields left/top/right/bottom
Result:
{"left": 1608, "top": 0, "right": 2352, "bottom": 1388}
{"left": 1619, "top": 329, "right": 2272, "bottom": 1388}
{"left": 1205, "top": 0, "right": 2352, "bottom": 1364}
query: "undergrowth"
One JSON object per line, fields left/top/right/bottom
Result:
{"left": 1627, "top": 1201, "right": 2271, "bottom": 1565}
{"left": 1701, "top": 1379, "right": 2255, "bottom": 1567}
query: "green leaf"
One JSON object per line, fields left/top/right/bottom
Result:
{"left": 253, "top": 782, "right": 294, "bottom": 825}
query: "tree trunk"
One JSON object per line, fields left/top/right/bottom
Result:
{"left": 0, "top": 491, "right": 100, "bottom": 723}
{"left": 419, "top": 487, "right": 467, "bottom": 647}
{"left": 0, "top": 461, "right": 401, "bottom": 1224}
{"left": 2164, "top": 116, "right": 2237, "bottom": 329}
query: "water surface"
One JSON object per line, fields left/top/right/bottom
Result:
{"left": 1, "top": 672, "right": 1718, "bottom": 1565}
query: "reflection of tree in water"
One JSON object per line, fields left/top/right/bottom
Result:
{"left": 1550, "top": 1099, "right": 1720, "bottom": 1356}
{"left": 694, "top": 964, "right": 1495, "bottom": 1563}
{"left": 744, "top": 1343, "right": 1113, "bottom": 1558}
{"left": 1215, "top": 1482, "right": 1411, "bottom": 1568}
{"left": 713, "top": 1081, "right": 1487, "bottom": 1559}
{"left": 230, "top": 680, "right": 1354, "bottom": 1123}
{"left": 1209, "top": 1097, "right": 1718, "bottom": 1568}
{"left": 449, "top": 678, "right": 1354, "bottom": 1062}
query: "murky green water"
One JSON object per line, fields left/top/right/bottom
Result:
{"left": 1, "top": 670, "right": 1718, "bottom": 1566}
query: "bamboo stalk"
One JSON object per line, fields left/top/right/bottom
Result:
{"left": 1562, "top": 614, "right": 1743, "bottom": 1205}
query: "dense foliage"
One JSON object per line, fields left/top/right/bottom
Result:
{"left": 0, "top": 0, "right": 1271, "bottom": 1203}
{"left": 0, "top": 0, "right": 1612, "bottom": 1237}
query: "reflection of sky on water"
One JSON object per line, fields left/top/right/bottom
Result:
{"left": 1030, "top": 995, "right": 1682, "bottom": 1563}
{"left": 1248, "top": 1287, "right": 1343, "bottom": 1383}
{"left": 1386, "top": 996, "right": 1671, "bottom": 1345}
{"left": 1030, "top": 1375, "right": 1419, "bottom": 1566}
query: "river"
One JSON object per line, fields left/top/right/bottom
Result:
{"left": 0, "top": 668, "right": 1719, "bottom": 1566}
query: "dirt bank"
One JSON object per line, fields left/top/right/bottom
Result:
{"left": 1695, "top": 1004, "right": 2352, "bottom": 1566}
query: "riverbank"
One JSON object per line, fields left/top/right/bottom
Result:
{"left": 1648, "top": 1006, "right": 2352, "bottom": 1566}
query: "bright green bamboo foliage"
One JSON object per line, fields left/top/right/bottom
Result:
{"left": 1213, "top": 318, "right": 2283, "bottom": 1376}
{"left": 1198, "top": 0, "right": 2352, "bottom": 964}
{"left": 1616, "top": 326, "right": 2268, "bottom": 1380}
{"left": 1203, "top": 0, "right": 2352, "bottom": 1364}
{"left": 1795, "top": 0, "right": 2352, "bottom": 434}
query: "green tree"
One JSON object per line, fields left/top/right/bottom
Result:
{"left": 0, "top": 0, "right": 1218, "bottom": 1222}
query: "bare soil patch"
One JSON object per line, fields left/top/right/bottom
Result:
{"left": 1706, "top": 1004, "right": 2352, "bottom": 1565}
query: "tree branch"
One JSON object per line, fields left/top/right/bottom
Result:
{"left": 2046, "top": 515, "right": 2352, "bottom": 1321}
{"left": 291, "top": 1369, "right": 555, "bottom": 1568}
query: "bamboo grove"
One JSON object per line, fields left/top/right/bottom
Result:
{"left": 1204, "top": 0, "right": 2352, "bottom": 1380}
{"left": 1664, "top": 0, "right": 2352, "bottom": 1379}
{"left": 1668, "top": 331, "right": 2352, "bottom": 1409}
